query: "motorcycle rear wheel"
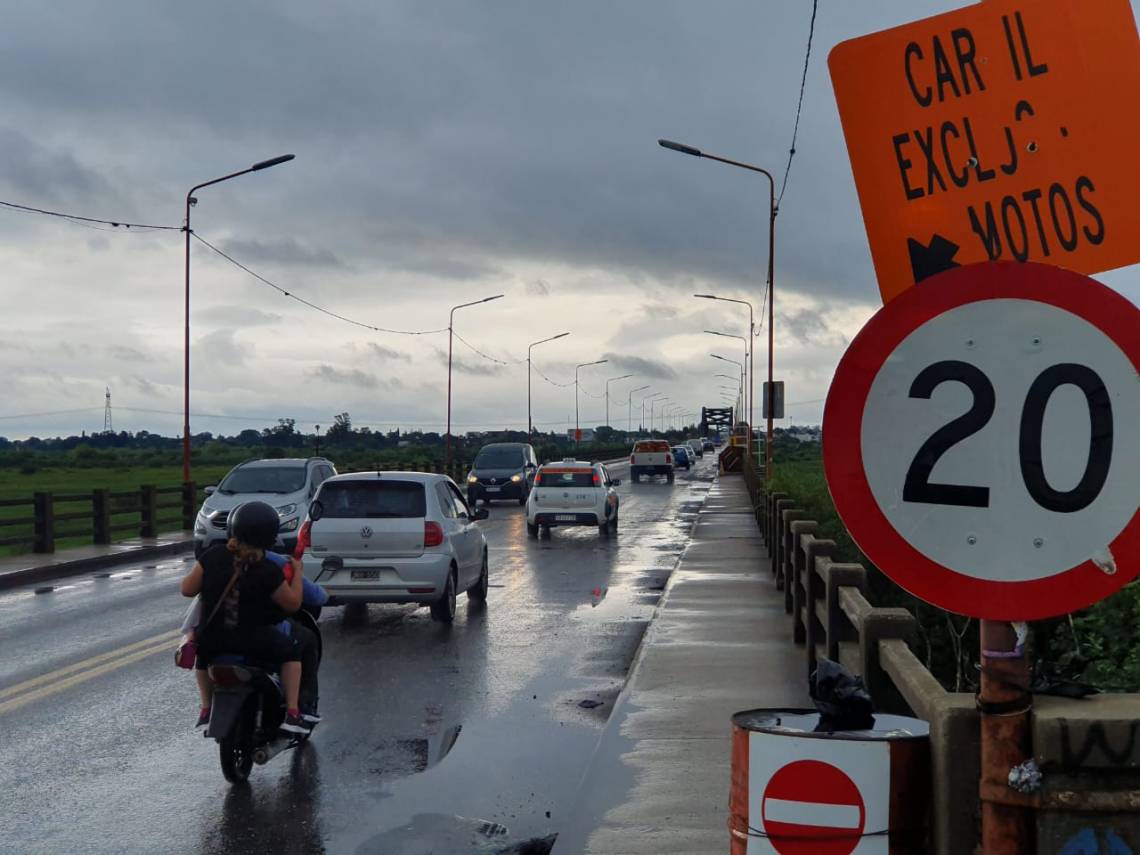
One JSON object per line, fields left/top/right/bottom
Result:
{"left": 219, "top": 733, "right": 254, "bottom": 783}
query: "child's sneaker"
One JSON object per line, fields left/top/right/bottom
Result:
{"left": 279, "top": 711, "right": 307, "bottom": 736}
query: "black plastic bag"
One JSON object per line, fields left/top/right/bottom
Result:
{"left": 810, "top": 658, "right": 875, "bottom": 731}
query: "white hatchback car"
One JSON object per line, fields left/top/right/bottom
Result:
{"left": 297, "top": 472, "right": 489, "bottom": 622}
{"left": 525, "top": 458, "right": 621, "bottom": 538}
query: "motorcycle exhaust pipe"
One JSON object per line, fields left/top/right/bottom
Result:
{"left": 253, "top": 738, "right": 290, "bottom": 765}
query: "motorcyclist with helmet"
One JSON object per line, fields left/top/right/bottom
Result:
{"left": 179, "top": 501, "right": 319, "bottom": 737}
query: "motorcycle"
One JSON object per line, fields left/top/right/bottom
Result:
{"left": 204, "top": 608, "right": 322, "bottom": 783}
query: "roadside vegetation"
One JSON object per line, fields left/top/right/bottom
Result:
{"left": 769, "top": 437, "right": 1138, "bottom": 693}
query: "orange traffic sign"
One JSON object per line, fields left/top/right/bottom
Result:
{"left": 829, "top": 0, "right": 1140, "bottom": 302}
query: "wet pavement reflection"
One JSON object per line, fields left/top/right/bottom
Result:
{"left": 0, "top": 460, "right": 714, "bottom": 853}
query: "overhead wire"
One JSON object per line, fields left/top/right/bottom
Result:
{"left": 777, "top": 0, "right": 819, "bottom": 208}
{"left": 0, "top": 199, "right": 180, "bottom": 231}
{"left": 192, "top": 233, "right": 447, "bottom": 336}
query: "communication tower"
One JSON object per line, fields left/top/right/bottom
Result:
{"left": 103, "top": 387, "right": 113, "bottom": 434}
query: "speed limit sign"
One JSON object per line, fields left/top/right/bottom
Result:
{"left": 824, "top": 262, "right": 1139, "bottom": 620}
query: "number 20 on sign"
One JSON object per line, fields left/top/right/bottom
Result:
{"left": 823, "top": 263, "right": 1139, "bottom": 620}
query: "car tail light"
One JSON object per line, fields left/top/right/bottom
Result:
{"left": 593, "top": 472, "right": 601, "bottom": 486}
{"left": 294, "top": 520, "right": 312, "bottom": 559}
{"left": 666, "top": 454, "right": 672, "bottom": 464}
{"left": 424, "top": 521, "right": 444, "bottom": 548}
{"left": 533, "top": 472, "right": 543, "bottom": 486}
{"left": 630, "top": 455, "right": 636, "bottom": 464}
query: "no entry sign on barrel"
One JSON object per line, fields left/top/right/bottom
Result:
{"left": 823, "top": 262, "right": 1139, "bottom": 620}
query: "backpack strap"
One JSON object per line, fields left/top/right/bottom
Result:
{"left": 203, "top": 564, "right": 242, "bottom": 628}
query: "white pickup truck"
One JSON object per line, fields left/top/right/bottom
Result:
{"left": 629, "top": 440, "right": 674, "bottom": 484}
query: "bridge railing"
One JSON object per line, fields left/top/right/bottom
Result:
{"left": 742, "top": 455, "right": 1140, "bottom": 855}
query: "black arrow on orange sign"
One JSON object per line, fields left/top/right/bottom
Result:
{"left": 908, "top": 234, "right": 961, "bottom": 283}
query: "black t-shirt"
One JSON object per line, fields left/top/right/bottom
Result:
{"left": 197, "top": 544, "right": 286, "bottom": 638}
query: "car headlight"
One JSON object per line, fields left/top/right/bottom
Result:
{"left": 276, "top": 503, "right": 297, "bottom": 517}
{"left": 279, "top": 518, "right": 299, "bottom": 532}
{"left": 510, "top": 474, "right": 522, "bottom": 483}
{"left": 467, "top": 475, "right": 478, "bottom": 484}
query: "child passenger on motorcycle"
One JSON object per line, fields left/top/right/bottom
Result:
{"left": 179, "top": 501, "right": 317, "bottom": 737}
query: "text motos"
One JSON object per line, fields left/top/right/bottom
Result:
{"left": 830, "top": 0, "right": 1140, "bottom": 302}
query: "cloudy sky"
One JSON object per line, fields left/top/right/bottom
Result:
{"left": 1, "top": 0, "right": 1137, "bottom": 440}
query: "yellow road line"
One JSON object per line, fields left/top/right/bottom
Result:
{"left": 0, "top": 629, "right": 181, "bottom": 713}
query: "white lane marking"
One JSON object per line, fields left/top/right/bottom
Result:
{"left": 762, "top": 798, "right": 862, "bottom": 829}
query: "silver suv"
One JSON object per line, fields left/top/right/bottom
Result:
{"left": 193, "top": 457, "right": 337, "bottom": 557}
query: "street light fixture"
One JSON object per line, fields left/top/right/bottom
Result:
{"left": 575, "top": 359, "right": 608, "bottom": 440}
{"left": 447, "top": 294, "right": 504, "bottom": 466}
{"left": 528, "top": 332, "right": 570, "bottom": 435}
{"left": 604, "top": 374, "right": 634, "bottom": 429}
{"left": 628, "top": 385, "right": 650, "bottom": 435}
{"left": 182, "top": 153, "right": 295, "bottom": 483}
{"left": 711, "top": 353, "right": 745, "bottom": 421}
{"left": 660, "top": 138, "right": 776, "bottom": 480}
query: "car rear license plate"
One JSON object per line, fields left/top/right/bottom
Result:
{"left": 351, "top": 569, "right": 380, "bottom": 581}
{"left": 556, "top": 514, "right": 577, "bottom": 522}
{"left": 486, "top": 486, "right": 501, "bottom": 493}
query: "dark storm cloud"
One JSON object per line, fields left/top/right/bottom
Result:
{"left": 0, "top": 0, "right": 882, "bottom": 301}
{"left": 219, "top": 237, "right": 343, "bottom": 269}
{"left": 601, "top": 353, "right": 678, "bottom": 381}
{"left": 307, "top": 364, "right": 380, "bottom": 389}
{"left": 364, "top": 342, "right": 411, "bottom": 362}
{"left": 0, "top": 127, "right": 110, "bottom": 204}
{"left": 432, "top": 348, "right": 505, "bottom": 377}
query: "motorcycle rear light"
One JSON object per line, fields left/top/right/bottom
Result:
{"left": 294, "top": 520, "right": 312, "bottom": 559}
{"left": 209, "top": 665, "right": 251, "bottom": 686}
{"left": 424, "top": 521, "right": 444, "bottom": 547}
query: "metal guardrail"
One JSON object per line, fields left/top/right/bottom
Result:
{"left": 0, "top": 483, "right": 205, "bottom": 554}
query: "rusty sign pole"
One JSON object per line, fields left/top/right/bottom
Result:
{"left": 979, "top": 619, "right": 1034, "bottom": 854}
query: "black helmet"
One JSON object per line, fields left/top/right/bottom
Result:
{"left": 226, "top": 501, "right": 279, "bottom": 549}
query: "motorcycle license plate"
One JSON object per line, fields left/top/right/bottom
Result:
{"left": 556, "top": 514, "right": 577, "bottom": 522}
{"left": 351, "top": 569, "right": 380, "bottom": 581}
{"left": 485, "top": 486, "right": 501, "bottom": 493}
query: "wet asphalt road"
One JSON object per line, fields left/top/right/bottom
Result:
{"left": 0, "top": 458, "right": 714, "bottom": 854}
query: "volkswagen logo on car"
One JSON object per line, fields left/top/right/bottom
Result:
{"left": 360, "top": 525, "right": 373, "bottom": 539}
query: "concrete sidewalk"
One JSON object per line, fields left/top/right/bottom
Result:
{"left": 563, "top": 473, "right": 809, "bottom": 854}
{"left": 0, "top": 531, "right": 193, "bottom": 591}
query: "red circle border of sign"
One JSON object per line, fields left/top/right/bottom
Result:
{"left": 823, "top": 261, "right": 1140, "bottom": 620}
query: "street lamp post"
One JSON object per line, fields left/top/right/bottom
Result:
{"left": 604, "top": 374, "right": 634, "bottom": 429}
{"left": 574, "top": 359, "right": 608, "bottom": 441}
{"left": 447, "top": 294, "right": 504, "bottom": 467}
{"left": 706, "top": 329, "right": 748, "bottom": 427}
{"left": 314, "top": 424, "right": 321, "bottom": 457}
{"left": 528, "top": 332, "right": 570, "bottom": 435}
{"left": 711, "top": 354, "right": 745, "bottom": 425}
{"left": 643, "top": 392, "right": 664, "bottom": 435}
{"left": 660, "top": 138, "right": 776, "bottom": 480}
{"left": 697, "top": 296, "right": 757, "bottom": 459}
{"left": 651, "top": 397, "right": 670, "bottom": 434}
{"left": 628, "top": 385, "right": 650, "bottom": 435}
{"left": 182, "top": 153, "right": 295, "bottom": 483}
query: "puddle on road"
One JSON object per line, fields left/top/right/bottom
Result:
{"left": 357, "top": 813, "right": 556, "bottom": 854}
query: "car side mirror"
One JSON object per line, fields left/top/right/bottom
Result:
{"left": 308, "top": 501, "right": 324, "bottom": 522}
{"left": 204, "top": 485, "right": 217, "bottom": 496}
{"left": 473, "top": 508, "right": 489, "bottom": 521}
